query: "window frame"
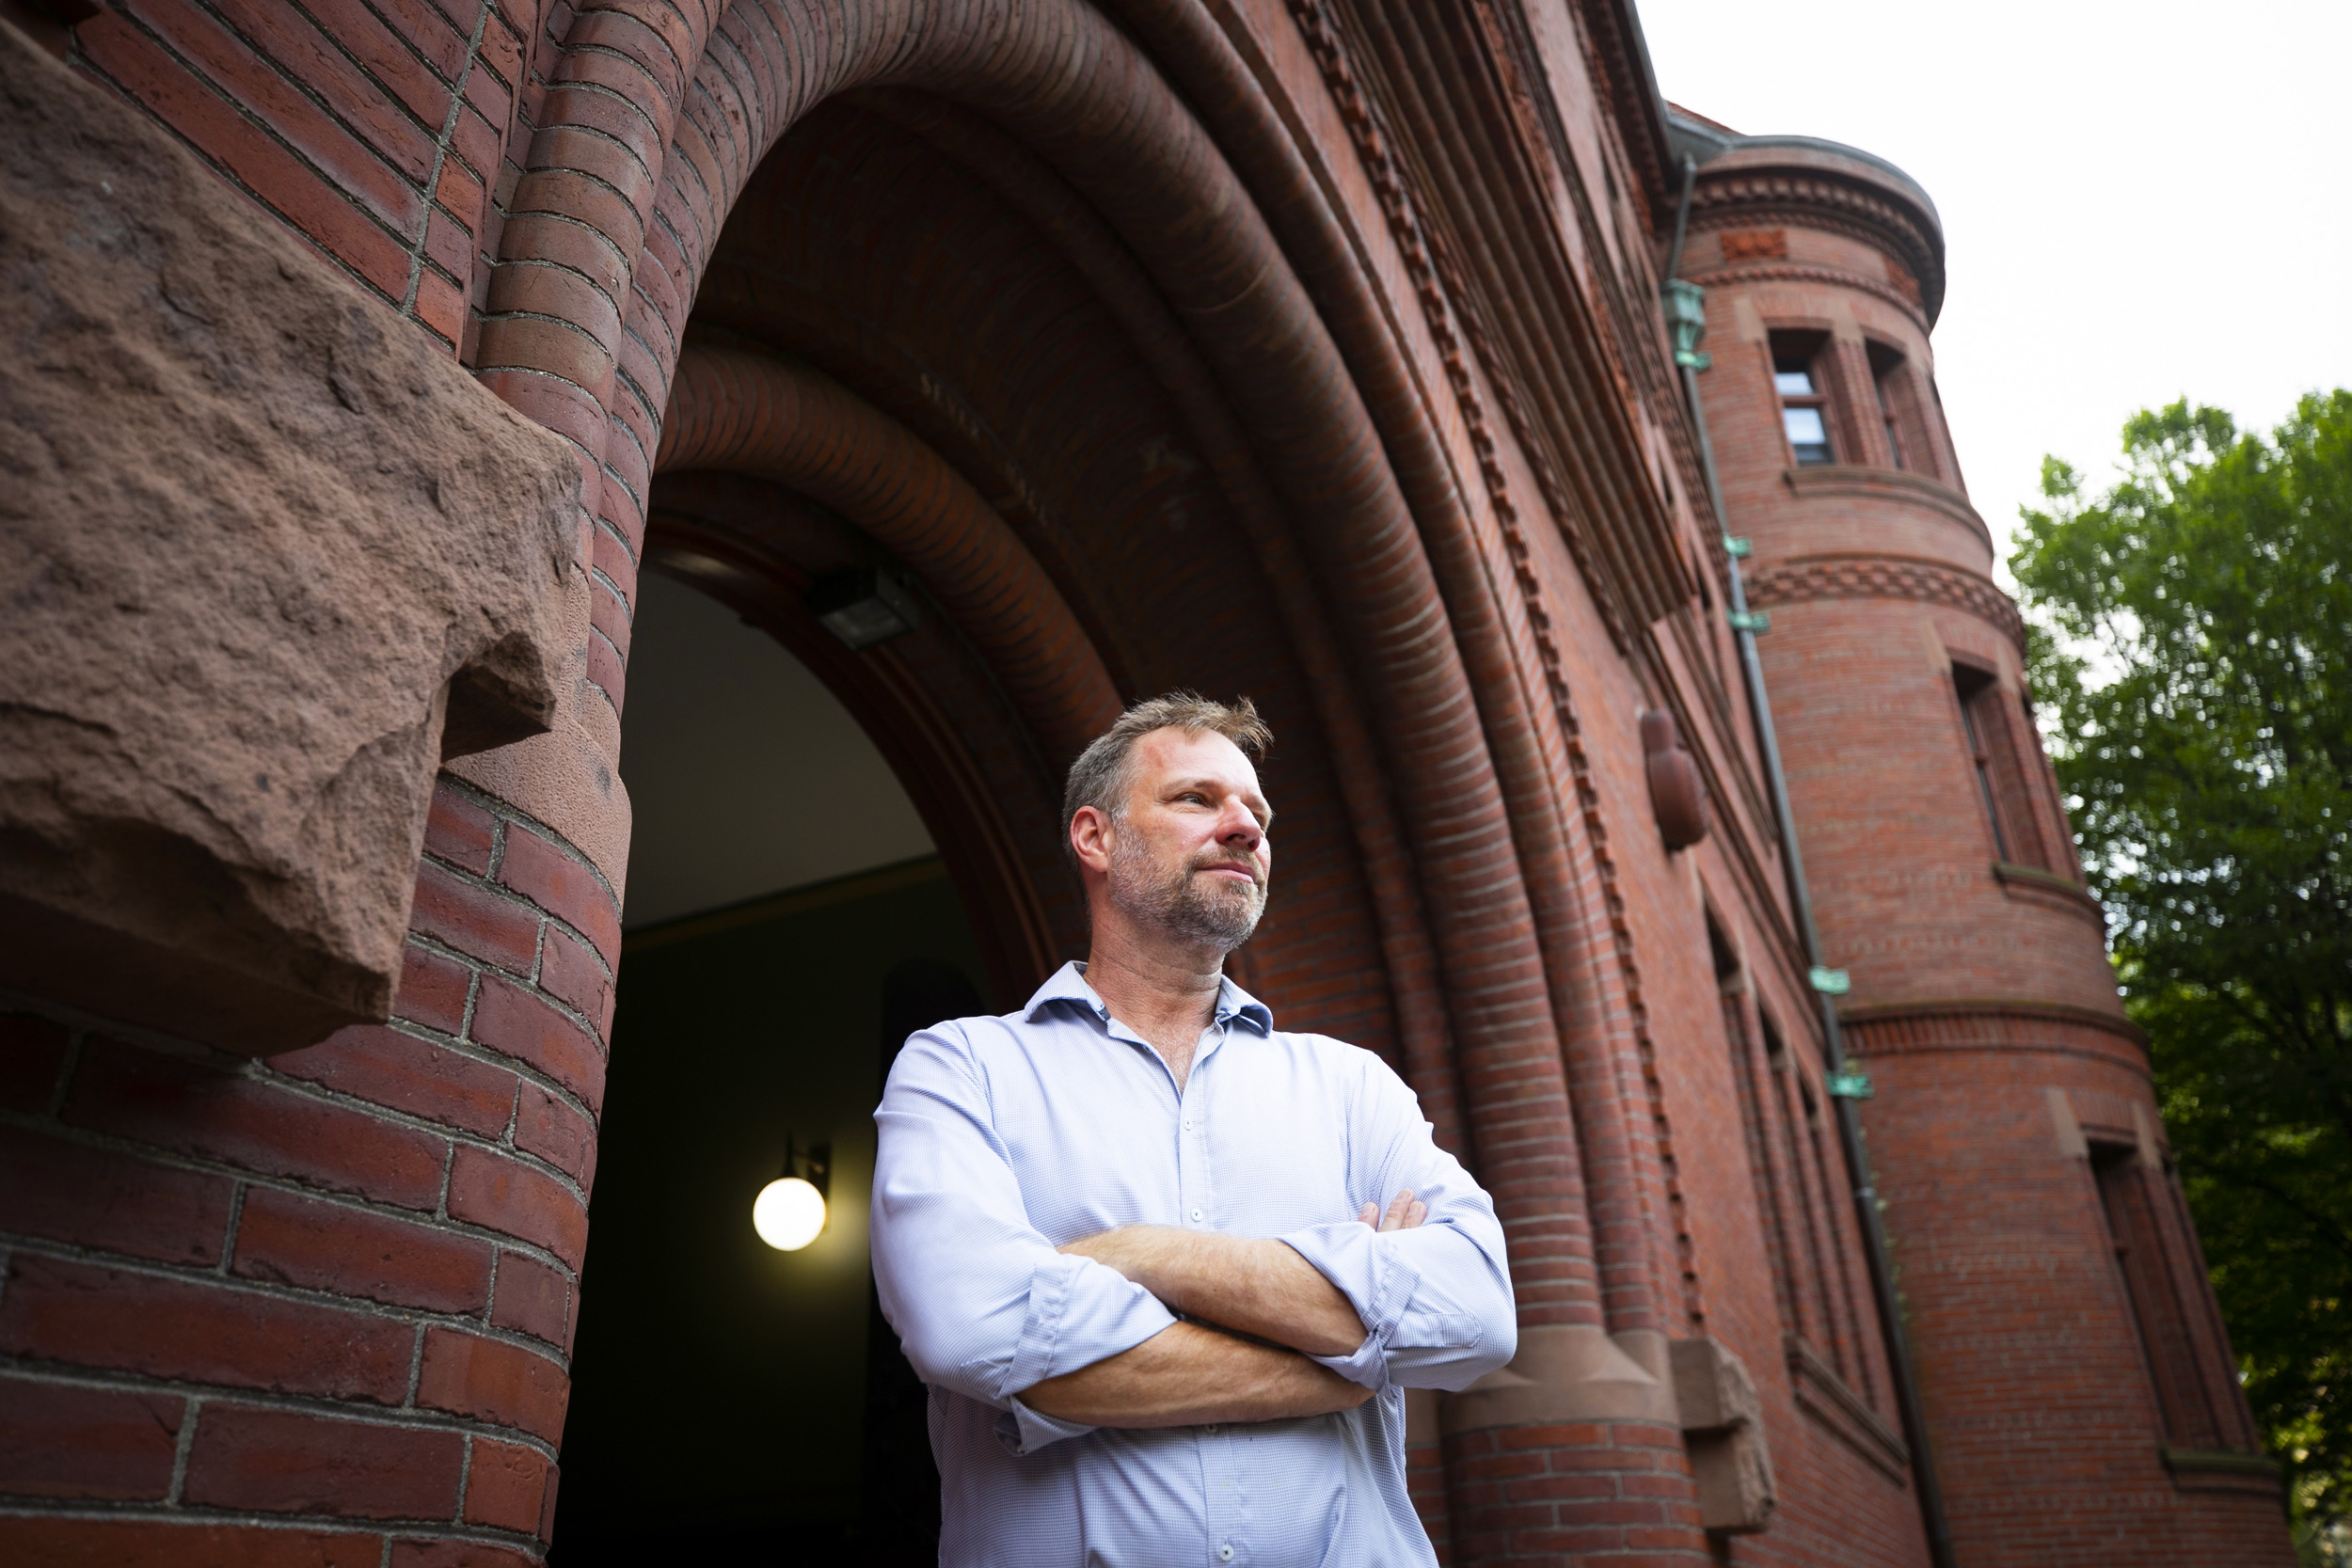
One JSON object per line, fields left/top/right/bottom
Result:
{"left": 1769, "top": 331, "right": 1837, "bottom": 467}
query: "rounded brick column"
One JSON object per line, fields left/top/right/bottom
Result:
{"left": 1683, "top": 127, "right": 2294, "bottom": 1566}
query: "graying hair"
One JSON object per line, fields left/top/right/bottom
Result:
{"left": 1060, "top": 692, "right": 1273, "bottom": 864}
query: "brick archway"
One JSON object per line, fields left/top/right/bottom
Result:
{"left": 472, "top": 2, "right": 1706, "bottom": 1554}
{"left": 477, "top": 0, "right": 1612, "bottom": 1328}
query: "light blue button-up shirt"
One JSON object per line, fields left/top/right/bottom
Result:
{"left": 871, "top": 961, "right": 1517, "bottom": 1566}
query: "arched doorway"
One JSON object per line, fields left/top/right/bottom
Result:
{"left": 551, "top": 570, "right": 991, "bottom": 1561}
{"left": 535, "top": 48, "right": 1475, "bottom": 1564}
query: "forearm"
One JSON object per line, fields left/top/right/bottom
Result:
{"left": 1020, "top": 1322, "right": 1370, "bottom": 1427}
{"left": 1062, "top": 1227, "right": 1366, "bottom": 1356}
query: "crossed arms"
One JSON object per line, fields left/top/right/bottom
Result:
{"left": 870, "top": 1022, "right": 1518, "bottom": 1453}
{"left": 1024, "top": 1192, "right": 1428, "bottom": 1428}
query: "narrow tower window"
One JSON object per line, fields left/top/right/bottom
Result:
{"left": 1953, "top": 665, "right": 2011, "bottom": 861}
{"left": 1772, "top": 340, "right": 1835, "bottom": 466}
{"left": 2091, "top": 1144, "right": 2235, "bottom": 1451}
{"left": 1954, "top": 662, "right": 2055, "bottom": 869}
{"left": 1867, "top": 341, "right": 1909, "bottom": 470}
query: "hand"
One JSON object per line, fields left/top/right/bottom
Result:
{"left": 1357, "top": 1189, "right": 1427, "bottom": 1232}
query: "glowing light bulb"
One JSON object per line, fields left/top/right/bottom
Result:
{"left": 753, "top": 1175, "right": 827, "bottom": 1251}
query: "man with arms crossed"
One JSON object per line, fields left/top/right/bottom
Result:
{"left": 871, "top": 694, "right": 1517, "bottom": 1564}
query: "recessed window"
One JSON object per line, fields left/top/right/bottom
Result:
{"left": 2092, "top": 1143, "right": 2249, "bottom": 1452}
{"left": 1871, "top": 364, "right": 1905, "bottom": 468}
{"left": 1953, "top": 661, "right": 2057, "bottom": 870}
{"left": 1868, "top": 341, "right": 1932, "bottom": 474}
{"left": 1953, "top": 665, "right": 2011, "bottom": 861}
{"left": 1774, "top": 352, "right": 1835, "bottom": 466}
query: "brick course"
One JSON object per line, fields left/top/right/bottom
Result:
{"left": 182, "top": 1403, "right": 468, "bottom": 1519}
{"left": 0, "top": 778, "right": 600, "bottom": 1557}
{"left": 0, "top": 1376, "right": 183, "bottom": 1501}
{"left": 0, "top": 1255, "right": 417, "bottom": 1403}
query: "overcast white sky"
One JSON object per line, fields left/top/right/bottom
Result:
{"left": 1638, "top": 0, "right": 2352, "bottom": 575}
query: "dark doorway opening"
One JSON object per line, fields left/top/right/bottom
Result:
{"left": 550, "top": 574, "right": 988, "bottom": 1564}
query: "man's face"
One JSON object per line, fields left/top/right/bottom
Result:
{"left": 1103, "top": 729, "right": 1273, "bottom": 953}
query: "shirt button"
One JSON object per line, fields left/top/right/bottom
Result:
{"left": 1190, "top": 1208, "right": 1204, "bottom": 1223}
{"left": 1218, "top": 1546, "right": 1235, "bottom": 1562}
{"left": 1183, "top": 1118, "right": 1192, "bottom": 1131}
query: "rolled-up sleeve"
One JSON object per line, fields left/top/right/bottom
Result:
{"left": 872, "top": 1025, "right": 1179, "bottom": 1448}
{"left": 1279, "top": 1059, "right": 1516, "bottom": 1393}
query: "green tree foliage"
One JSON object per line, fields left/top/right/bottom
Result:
{"left": 2012, "top": 392, "right": 2352, "bottom": 1553}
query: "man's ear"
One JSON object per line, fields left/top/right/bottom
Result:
{"left": 1069, "top": 804, "right": 1115, "bottom": 874}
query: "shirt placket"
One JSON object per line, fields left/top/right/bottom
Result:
{"left": 1177, "top": 1013, "right": 1224, "bottom": 1230}
{"left": 1184, "top": 1015, "right": 1248, "bottom": 1565}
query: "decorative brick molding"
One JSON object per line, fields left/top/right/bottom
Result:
{"left": 1839, "top": 998, "right": 2151, "bottom": 1077}
{"left": 1744, "top": 552, "right": 2027, "bottom": 653}
{"left": 1289, "top": 0, "right": 1706, "bottom": 1346}
{"left": 1684, "top": 258, "right": 1931, "bottom": 336}
{"left": 1718, "top": 228, "right": 1788, "bottom": 261}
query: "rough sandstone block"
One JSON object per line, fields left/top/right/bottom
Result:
{"left": 1669, "top": 1337, "right": 1777, "bottom": 1535}
{"left": 0, "top": 22, "right": 584, "bottom": 1053}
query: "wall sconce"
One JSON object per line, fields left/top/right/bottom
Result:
{"left": 1661, "top": 278, "right": 1713, "bottom": 371}
{"left": 753, "top": 1136, "right": 830, "bottom": 1252}
{"left": 805, "top": 567, "right": 920, "bottom": 651}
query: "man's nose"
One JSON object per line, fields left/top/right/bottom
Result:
{"left": 1216, "top": 802, "right": 1262, "bottom": 848}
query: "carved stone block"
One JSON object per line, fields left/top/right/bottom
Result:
{"left": 0, "top": 23, "right": 583, "bottom": 1053}
{"left": 1671, "top": 1337, "right": 1778, "bottom": 1534}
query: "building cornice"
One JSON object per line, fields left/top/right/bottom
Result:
{"left": 1687, "top": 158, "right": 1945, "bottom": 324}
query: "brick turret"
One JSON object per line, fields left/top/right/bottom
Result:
{"left": 1674, "top": 109, "right": 2294, "bottom": 1564}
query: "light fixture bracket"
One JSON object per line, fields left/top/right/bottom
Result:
{"left": 784, "top": 1134, "right": 831, "bottom": 1199}
{"left": 806, "top": 566, "right": 920, "bottom": 651}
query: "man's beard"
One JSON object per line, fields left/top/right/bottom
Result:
{"left": 1107, "top": 828, "right": 1266, "bottom": 952}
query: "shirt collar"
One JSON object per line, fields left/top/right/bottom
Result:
{"left": 1024, "top": 960, "right": 1274, "bottom": 1036}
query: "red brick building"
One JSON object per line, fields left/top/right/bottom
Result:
{"left": 0, "top": 0, "right": 2292, "bottom": 1562}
